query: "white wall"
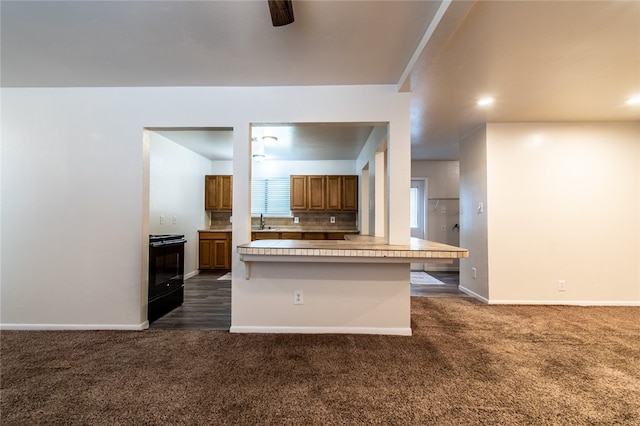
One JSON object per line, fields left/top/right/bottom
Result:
{"left": 149, "top": 131, "right": 211, "bottom": 276}
{"left": 460, "top": 122, "right": 640, "bottom": 304}
{"left": 459, "top": 126, "right": 490, "bottom": 300}
{"left": 210, "top": 160, "right": 233, "bottom": 175}
{"left": 0, "top": 85, "right": 411, "bottom": 328}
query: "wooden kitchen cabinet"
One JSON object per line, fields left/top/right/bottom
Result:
{"left": 290, "top": 175, "right": 358, "bottom": 212}
{"left": 302, "top": 232, "right": 326, "bottom": 240}
{"left": 326, "top": 176, "right": 342, "bottom": 211}
{"left": 307, "top": 176, "right": 326, "bottom": 210}
{"left": 251, "top": 232, "right": 280, "bottom": 240}
{"left": 326, "top": 232, "right": 347, "bottom": 240}
{"left": 199, "top": 232, "right": 231, "bottom": 270}
{"left": 290, "top": 175, "right": 307, "bottom": 210}
{"left": 205, "top": 175, "right": 232, "bottom": 211}
{"left": 280, "top": 232, "right": 302, "bottom": 240}
{"left": 342, "top": 176, "right": 358, "bottom": 211}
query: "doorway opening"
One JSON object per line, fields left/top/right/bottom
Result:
{"left": 143, "top": 127, "right": 233, "bottom": 329}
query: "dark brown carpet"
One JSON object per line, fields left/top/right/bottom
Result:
{"left": 2, "top": 298, "right": 639, "bottom": 425}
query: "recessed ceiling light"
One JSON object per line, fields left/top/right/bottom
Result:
{"left": 625, "top": 95, "right": 640, "bottom": 106}
{"left": 476, "top": 97, "right": 495, "bottom": 106}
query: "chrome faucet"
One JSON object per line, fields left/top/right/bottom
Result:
{"left": 260, "top": 213, "right": 265, "bottom": 230}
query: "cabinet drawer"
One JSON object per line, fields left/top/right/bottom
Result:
{"left": 252, "top": 232, "right": 280, "bottom": 240}
{"left": 302, "top": 232, "right": 326, "bottom": 240}
{"left": 199, "top": 232, "right": 229, "bottom": 240}
{"left": 280, "top": 232, "right": 302, "bottom": 240}
{"left": 326, "top": 232, "right": 346, "bottom": 240}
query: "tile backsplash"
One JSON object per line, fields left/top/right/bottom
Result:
{"left": 254, "top": 212, "right": 357, "bottom": 229}
{"left": 208, "top": 211, "right": 357, "bottom": 230}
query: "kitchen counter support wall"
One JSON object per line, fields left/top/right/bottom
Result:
{"left": 231, "top": 262, "right": 410, "bottom": 335}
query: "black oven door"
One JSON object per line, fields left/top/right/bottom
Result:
{"left": 148, "top": 238, "right": 185, "bottom": 302}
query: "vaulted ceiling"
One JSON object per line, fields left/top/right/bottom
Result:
{"left": 2, "top": 0, "right": 639, "bottom": 160}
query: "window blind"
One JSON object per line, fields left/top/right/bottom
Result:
{"left": 251, "top": 177, "right": 291, "bottom": 217}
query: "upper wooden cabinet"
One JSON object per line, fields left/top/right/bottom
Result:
{"left": 290, "top": 175, "right": 358, "bottom": 211}
{"left": 307, "top": 175, "right": 326, "bottom": 211}
{"left": 326, "top": 176, "right": 342, "bottom": 211}
{"left": 205, "top": 175, "right": 232, "bottom": 211}
{"left": 342, "top": 175, "right": 358, "bottom": 211}
{"left": 290, "top": 175, "right": 307, "bottom": 210}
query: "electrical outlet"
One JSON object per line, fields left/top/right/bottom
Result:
{"left": 558, "top": 279, "right": 566, "bottom": 291}
{"left": 441, "top": 207, "right": 447, "bottom": 214}
{"left": 472, "top": 267, "right": 477, "bottom": 279}
{"left": 293, "top": 290, "right": 303, "bottom": 305}
{"left": 441, "top": 225, "right": 446, "bottom": 232}
{"left": 172, "top": 215, "right": 177, "bottom": 225}
{"left": 160, "top": 215, "right": 165, "bottom": 225}
{"left": 330, "top": 217, "right": 335, "bottom": 223}
{"left": 229, "top": 216, "right": 233, "bottom": 223}
{"left": 294, "top": 217, "right": 299, "bottom": 224}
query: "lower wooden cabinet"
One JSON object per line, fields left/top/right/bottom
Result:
{"left": 326, "top": 232, "right": 347, "bottom": 240}
{"left": 302, "top": 232, "right": 325, "bottom": 240}
{"left": 199, "top": 232, "right": 231, "bottom": 270}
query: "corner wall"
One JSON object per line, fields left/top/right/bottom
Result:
{"left": 459, "top": 126, "right": 489, "bottom": 300}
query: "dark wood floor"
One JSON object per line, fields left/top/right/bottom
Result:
{"left": 150, "top": 270, "right": 231, "bottom": 330}
{"left": 150, "top": 270, "right": 466, "bottom": 330}
{"left": 410, "top": 271, "right": 469, "bottom": 297}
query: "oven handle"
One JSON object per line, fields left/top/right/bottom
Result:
{"left": 150, "top": 239, "right": 187, "bottom": 247}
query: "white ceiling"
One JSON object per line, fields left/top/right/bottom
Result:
{"left": 152, "top": 123, "right": 377, "bottom": 161}
{"left": 2, "top": 0, "right": 639, "bottom": 160}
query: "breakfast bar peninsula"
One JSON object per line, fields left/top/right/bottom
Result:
{"left": 233, "top": 235, "right": 468, "bottom": 336}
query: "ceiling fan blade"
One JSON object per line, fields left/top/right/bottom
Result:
{"left": 268, "top": 0, "right": 294, "bottom": 27}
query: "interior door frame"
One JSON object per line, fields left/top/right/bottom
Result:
{"left": 410, "top": 178, "right": 427, "bottom": 271}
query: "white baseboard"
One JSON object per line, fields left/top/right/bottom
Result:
{"left": 0, "top": 321, "right": 149, "bottom": 331}
{"left": 230, "top": 325, "right": 412, "bottom": 336}
{"left": 458, "top": 285, "right": 489, "bottom": 303}
{"left": 184, "top": 270, "right": 200, "bottom": 280}
{"left": 456, "top": 286, "right": 640, "bottom": 306}
{"left": 487, "top": 300, "right": 640, "bottom": 306}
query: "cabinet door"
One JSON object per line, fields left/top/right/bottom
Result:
{"left": 307, "top": 175, "right": 326, "bottom": 210}
{"left": 290, "top": 175, "right": 307, "bottom": 210}
{"left": 204, "top": 175, "right": 219, "bottom": 210}
{"left": 199, "top": 232, "right": 231, "bottom": 270}
{"left": 199, "top": 240, "right": 213, "bottom": 269}
{"left": 218, "top": 175, "right": 233, "bottom": 210}
{"left": 204, "top": 175, "right": 233, "bottom": 211}
{"left": 212, "top": 239, "right": 229, "bottom": 269}
{"left": 342, "top": 175, "right": 358, "bottom": 211}
{"left": 326, "top": 176, "right": 342, "bottom": 211}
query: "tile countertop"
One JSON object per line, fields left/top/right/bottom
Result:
{"left": 201, "top": 228, "right": 359, "bottom": 233}
{"left": 237, "top": 235, "right": 468, "bottom": 263}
